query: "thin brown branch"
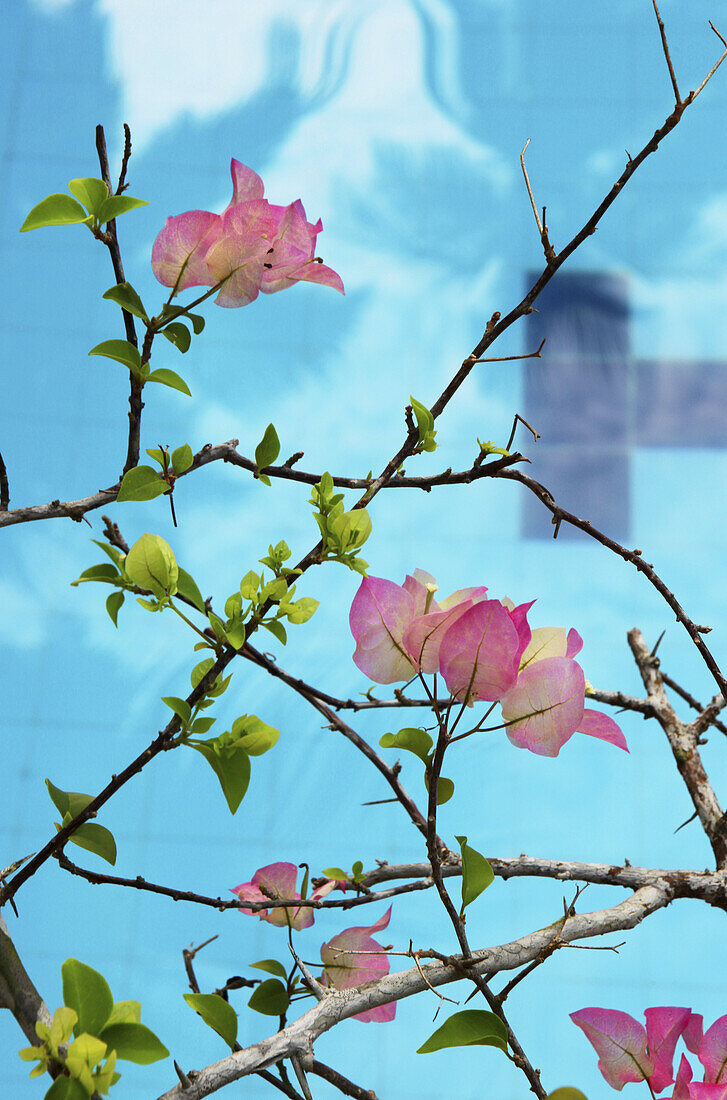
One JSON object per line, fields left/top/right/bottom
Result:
{"left": 652, "top": 1, "right": 681, "bottom": 104}
{"left": 520, "top": 140, "right": 556, "bottom": 263}
{"left": 660, "top": 671, "right": 727, "bottom": 736}
{"left": 116, "top": 123, "right": 132, "bottom": 193}
{"left": 498, "top": 468, "right": 727, "bottom": 699}
{"left": 301, "top": 1058, "right": 379, "bottom": 1100}
{"left": 505, "top": 413, "right": 541, "bottom": 454}
{"left": 471, "top": 338, "right": 546, "bottom": 365}
{"left": 0, "top": 451, "right": 9, "bottom": 511}
{"left": 628, "top": 629, "right": 727, "bottom": 867}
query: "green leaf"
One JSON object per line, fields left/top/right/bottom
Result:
{"left": 106, "top": 591, "right": 125, "bottom": 627}
{"left": 117, "top": 466, "right": 170, "bottom": 503}
{"left": 171, "top": 444, "right": 194, "bottom": 475}
{"left": 254, "top": 423, "right": 280, "bottom": 473}
{"left": 145, "top": 368, "right": 191, "bottom": 396}
{"left": 102, "top": 282, "right": 148, "bottom": 322}
{"left": 61, "top": 959, "right": 114, "bottom": 1038}
{"left": 90, "top": 540, "right": 125, "bottom": 568}
{"left": 455, "top": 836, "right": 494, "bottom": 910}
{"left": 417, "top": 1010, "right": 508, "bottom": 1055}
{"left": 410, "top": 395, "right": 437, "bottom": 451}
{"left": 190, "top": 739, "right": 250, "bottom": 814}
{"left": 98, "top": 1021, "right": 168, "bottom": 1064}
{"left": 379, "top": 727, "right": 433, "bottom": 763}
{"left": 20, "top": 193, "right": 92, "bottom": 232}
{"left": 248, "top": 979, "right": 289, "bottom": 1017}
{"left": 190, "top": 716, "right": 216, "bottom": 735}
{"left": 65, "top": 819, "right": 117, "bottom": 866}
{"left": 162, "top": 697, "right": 191, "bottom": 725}
{"left": 250, "top": 959, "right": 288, "bottom": 979}
{"left": 321, "top": 868, "right": 348, "bottom": 881}
{"left": 183, "top": 993, "right": 238, "bottom": 1051}
{"left": 423, "top": 771, "right": 455, "bottom": 806}
{"left": 68, "top": 177, "right": 109, "bottom": 216}
{"left": 105, "top": 1000, "right": 141, "bottom": 1026}
{"left": 188, "top": 312, "right": 205, "bottom": 334}
{"left": 46, "top": 779, "right": 94, "bottom": 820}
{"left": 262, "top": 619, "right": 287, "bottom": 645}
{"left": 88, "top": 339, "right": 141, "bottom": 374}
{"left": 282, "top": 597, "right": 319, "bottom": 625}
{"left": 44, "top": 1077, "right": 88, "bottom": 1100}
{"left": 125, "top": 533, "right": 178, "bottom": 598}
{"left": 547, "top": 1091, "right": 588, "bottom": 1100}
{"left": 72, "top": 563, "right": 120, "bottom": 585}
{"left": 97, "top": 194, "right": 149, "bottom": 223}
{"left": 176, "top": 567, "right": 205, "bottom": 612}
{"left": 161, "top": 322, "right": 191, "bottom": 353}
{"left": 229, "top": 715, "right": 280, "bottom": 756}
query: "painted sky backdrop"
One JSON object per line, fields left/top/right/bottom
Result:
{"left": 3, "top": 1, "right": 727, "bottom": 1096}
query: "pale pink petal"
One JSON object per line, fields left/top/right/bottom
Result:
{"left": 688, "top": 1085, "right": 727, "bottom": 1098}
{"left": 262, "top": 258, "right": 345, "bottom": 295}
{"left": 205, "top": 200, "right": 277, "bottom": 307}
{"left": 403, "top": 598, "right": 483, "bottom": 674}
{"left": 439, "top": 600, "right": 521, "bottom": 704}
{"left": 231, "top": 862, "right": 312, "bottom": 930}
{"left": 402, "top": 571, "right": 440, "bottom": 618}
{"left": 520, "top": 627, "right": 567, "bottom": 669}
{"left": 570, "top": 1008, "right": 654, "bottom": 1089}
{"left": 508, "top": 599, "right": 534, "bottom": 665}
{"left": 349, "top": 576, "right": 417, "bottom": 684}
{"left": 685, "top": 1016, "right": 705, "bottom": 1054}
{"left": 699, "top": 1015, "right": 727, "bottom": 1084}
{"left": 320, "top": 908, "right": 395, "bottom": 1023}
{"left": 577, "top": 709, "right": 629, "bottom": 752}
{"left": 151, "top": 210, "right": 221, "bottom": 292}
{"left": 672, "top": 1054, "right": 693, "bottom": 1100}
{"left": 566, "top": 627, "right": 584, "bottom": 657}
{"left": 227, "top": 159, "right": 265, "bottom": 206}
{"left": 501, "top": 657, "right": 585, "bottom": 757}
{"left": 645, "top": 1007, "right": 692, "bottom": 1093}
{"left": 438, "top": 586, "right": 488, "bottom": 611}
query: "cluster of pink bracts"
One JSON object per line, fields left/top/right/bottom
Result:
{"left": 151, "top": 160, "right": 344, "bottom": 308}
{"left": 572, "top": 1007, "right": 727, "bottom": 1097}
{"left": 349, "top": 570, "right": 627, "bottom": 758}
{"left": 231, "top": 863, "right": 394, "bottom": 1023}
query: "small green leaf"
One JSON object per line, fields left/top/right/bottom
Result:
{"left": 183, "top": 993, "right": 238, "bottom": 1051}
{"left": 423, "top": 772, "right": 455, "bottom": 806}
{"left": 145, "top": 368, "right": 191, "bottom": 396}
{"left": 44, "top": 1078, "right": 88, "bottom": 1100}
{"left": 106, "top": 591, "right": 125, "bottom": 627}
{"left": 90, "top": 540, "right": 125, "bottom": 568}
{"left": 102, "top": 282, "right": 148, "bottom": 322}
{"left": 546, "top": 1091, "right": 588, "bottom": 1100}
{"left": 190, "top": 739, "right": 250, "bottom": 814}
{"left": 162, "top": 697, "right": 191, "bottom": 725}
{"left": 125, "top": 533, "right": 178, "bottom": 598}
{"left": 229, "top": 715, "right": 280, "bottom": 756}
{"left": 255, "top": 424, "right": 280, "bottom": 472}
{"left": 248, "top": 979, "right": 289, "bottom": 1017}
{"left": 282, "top": 597, "right": 319, "bottom": 625}
{"left": 68, "top": 177, "right": 109, "bottom": 216}
{"left": 46, "top": 779, "right": 93, "bottom": 819}
{"left": 97, "top": 1021, "right": 168, "bottom": 1064}
{"left": 106, "top": 1001, "right": 141, "bottom": 1026}
{"left": 321, "top": 868, "right": 348, "bottom": 881}
{"left": 410, "top": 395, "right": 437, "bottom": 451}
{"left": 455, "top": 836, "right": 494, "bottom": 910}
{"left": 262, "top": 619, "right": 287, "bottom": 645}
{"left": 72, "top": 563, "right": 120, "bottom": 585}
{"left": 97, "top": 194, "right": 148, "bottom": 223}
{"left": 188, "top": 312, "right": 205, "bottom": 334}
{"left": 250, "top": 960, "right": 288, "bottom": 979}
{"left": 417, "top": 1010, "right": 508, "bottom": 1055}
{"left": 89, "top": 339, "right": 142, "bottom": 374}
{"left": 117, "top": 466, "right": 170, "bottom": 503}
{"left": 66, "top": 819, "right": 117, "bottom": 866}
{"left": 161, "top": 322, "right": 191, "bottom": 353}
{"left": 61, "top": 959, "right": 114, "bottom": 1038}
{"left": 176, "top": 567, "right": 205, "bottom": 612}
{"left": 379, "top": 728, "right": 433, "bottom": 763}
{"left": 171, "top": 444, "right": 194, "bottom": 475}
{"left": 190, "top": 716, "right": 216, "bottom": 734}
{"left": 20, "top": 193, "right": 92, "bottom": 232}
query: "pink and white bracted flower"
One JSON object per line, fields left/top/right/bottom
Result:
{"left": 570, "top": 1007, "right": 655, "bottom": 1089}
{"left": 320, "top": 907, "right": 395, "bottom": 1023}
{"left": 151, "top": 159, "right": 343, "bottom": 307}
{"left": 230, "top": 861, "right": 333, "bottom": 930}
{"left": 699, "top": 1015, "right": 727, "bottom": 1086}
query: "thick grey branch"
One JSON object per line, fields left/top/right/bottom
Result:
{"left": 0, "top": 915, "right": 52, "bottom": 1046}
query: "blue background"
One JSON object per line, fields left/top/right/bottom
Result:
{"left": 2, "top": 0, "right": 727, "bottom": 1095}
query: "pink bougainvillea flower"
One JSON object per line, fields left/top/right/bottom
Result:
{"left": 438, "top": 599, "right": 526, "bottom": 704}
{"left": 672, "top": 1054, "right": 694, "bottom": 1100}
{"left": 686, "top": 1015, "right": 705, "bottom": 1054}
{"left": 402, "top": 585, "right": 488, "bottom": 674}
{"left": 231, "top": 862, "right": 333, "bottom": 930}
{"left": 151, "top": 158, "right": 343, "bottom": 308}
{"left": 519, "top": 625, "right": 583, "bottom": 669}
{"left": 699, "top": 1015, "right": 727, "bottom": 1085}
{"left": 349, "top": 576, "right": 419, "bottom": 684}
{"left": 320, "top": 908, "right": 395, "bottom": 1023}
{"left": 500, "top": 656, "right": 627, "bottom": 757}
{"left": 644, "top": 1007, "right": 692, "bottom": 1093}
{"left": 570, "top": 1008, "right": 655, "bottom": 1089}
{"left": 688, "top": 1085, "right": 727, "bottom": 1098}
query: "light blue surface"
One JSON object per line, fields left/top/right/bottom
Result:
{"left": 2, "top": 1, "right": 727, "bottom": 1096}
